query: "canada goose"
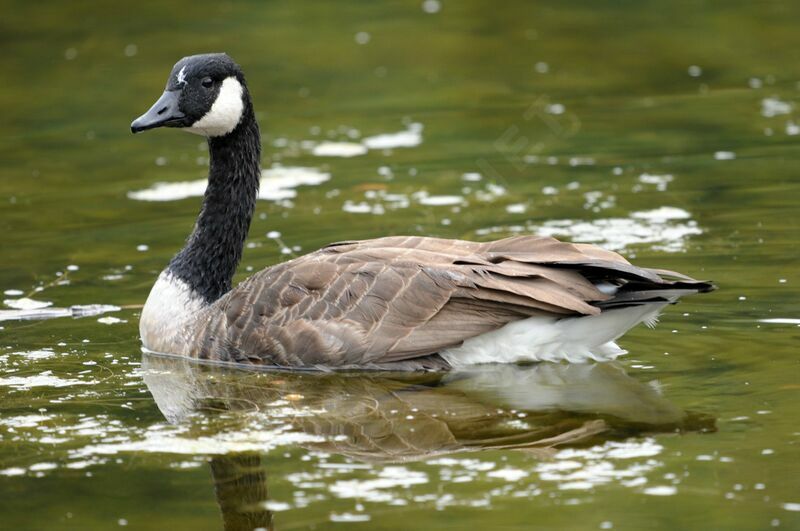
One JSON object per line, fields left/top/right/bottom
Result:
{"left": 131, "top": 53, "right": 714, "bottom": 370}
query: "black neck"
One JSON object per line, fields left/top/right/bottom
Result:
{"left": 168, "top": 102, "right": 261, "bottom": 304}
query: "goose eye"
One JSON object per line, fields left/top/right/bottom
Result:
{"left": 201, "top": 77, "right": 214, "bottom": 89}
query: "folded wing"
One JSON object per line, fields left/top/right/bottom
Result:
{"left": 193, "top": 236, "right": 712, "bottom": 368}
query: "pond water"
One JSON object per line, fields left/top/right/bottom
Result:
{"left": 1, "top": 1, "right": 799, "bottom": 529}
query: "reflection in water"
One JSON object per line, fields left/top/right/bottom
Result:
{"left": 210, "top": 454, "right": 273, "bottom": 531}
{"left": 142, "top": 354, "right": 714, "bottom": 529}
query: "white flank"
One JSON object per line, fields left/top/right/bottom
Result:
{"left": 187, "top": 77, "right": 244, "bottom": 137}
{"left": 440, "top": 304, "right": 668, "bottom": 366}
{"left": 139, "top": 271, "right": 205, "bottom": 355}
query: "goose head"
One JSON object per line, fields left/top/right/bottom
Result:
{"left": 131, "top": 53, "right": 249, "bottom": 137}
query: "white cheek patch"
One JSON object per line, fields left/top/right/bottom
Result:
{"left": 186, "top": 76, "right": 245, "bottom": 137}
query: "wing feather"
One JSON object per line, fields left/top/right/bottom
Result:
{"left": 193, "top": 235, "right": 710, "bottom": 368}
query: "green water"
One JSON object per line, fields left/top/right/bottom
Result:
{"left": 1, "top": 1, "right": 799, "bottom": 529}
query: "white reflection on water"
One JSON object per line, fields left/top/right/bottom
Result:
{"left": 311, "top": 141, "right": 368, "bottom": 157}
{"left": 0, "top": 373, "right": 96, "bottom": 389}
{"left": 269, "top": 436, "right": 675, "bottom": 511}
{"left": 415, "top": 192, "right": 465, "bottom": 206}
{"left": 638, "top": 172, "right": 673, "bottom": 191}
{"left": 479, "top": 207, "right": 702, "bottom": 253}
{"left": 0, "top": 303, "right": 121, "bottom": 322}
{"left": 330, "top": 466, "right": 429, "bottom": 502}
{"left": 536, "top": 439, "right": 664, "bottom": 491}
{"left": 307, "top": 122, "right": 424, "bottom": 157}
{"left": 362, "top": 122, "right": 423, "bottom": 150}
{"left": 127, "top": 165, "right": 330, "bottom": 202}
{"left": 3, "top": 297, "right": 52, "bottom": 310}
{"left": 73, "top": 426, "right": 327, "bottom": 458}
{"left": 761, "top": 97, "right": 793, "bottom": 118}
{"left": 759, "top": 318, "right": 800, "bottom": 325}
{"left": 341, "top": 178, "right": 506, "bottom": 215}
{"left": 0, "top": 350, "right": 716, "bottom": 523}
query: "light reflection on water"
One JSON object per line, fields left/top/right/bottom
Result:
{"left": 0, "top": 351, "right": 716, "bottom": 525}
{"left": 127, "top": 165, "right": 331, "bottom": 202}
{"left": 142, "top": 354, "right": 713, "bottom": 457}
{"left": 127, "top": 355, "right": 712, "bottom": 523}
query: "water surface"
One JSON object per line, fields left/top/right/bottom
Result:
{"left": 1, "top": 1, "right": 799, "bottom": 529}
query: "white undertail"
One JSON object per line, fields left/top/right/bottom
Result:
{"left": 440, "top": 303, "right": 669, "bottom": 366}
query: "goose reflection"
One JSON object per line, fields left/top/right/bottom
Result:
{"left": 143, "top": 354, "right": 713, "bottom": 456}
{"left": 141, "top": 355, "right": 714, "bottom": 530}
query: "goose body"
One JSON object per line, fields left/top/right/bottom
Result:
{"left": 131, "top": 54, "right": 713, "bottom": 371}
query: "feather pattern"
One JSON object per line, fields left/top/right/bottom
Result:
{"left": 149, "top": 235, "right": 715, "bottom": 369}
